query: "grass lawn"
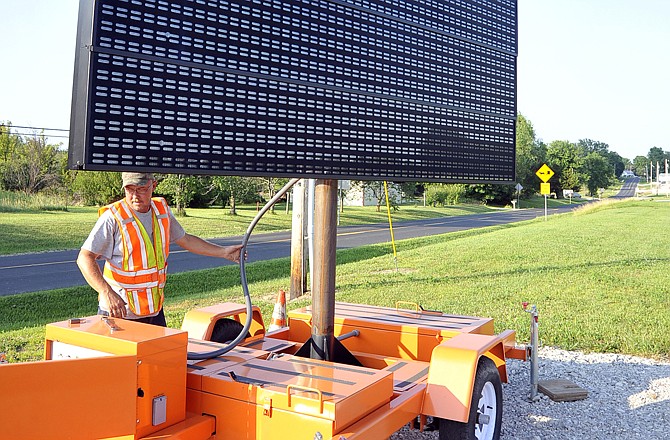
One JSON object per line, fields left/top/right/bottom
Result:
{"left": 0, "top": 202, "right": 495, "bottom": 255}
{"left": 1, "top": 198, "right": 669, "bottom": 363}
{"left": 518, "top": 195, "right": 590, "bottom": 209}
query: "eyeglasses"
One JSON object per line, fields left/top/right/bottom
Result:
{"left": 124, "top": 183, "right": 153, "bottom": 196}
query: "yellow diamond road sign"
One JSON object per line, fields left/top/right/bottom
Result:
{"left": 536, "top": 164, "right": 554, "bottom": 183}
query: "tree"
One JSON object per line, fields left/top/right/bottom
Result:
{"left": 647, "top": 147, "right": 668, "bottom": 165}
{"left": 632, "top": 156, "right": 648, "bottom": 178}
{"left": 259, "top": 177, "right": 289, "bottom": 213}
{"left": 0, "top": 122, "right": 22, "bottom": 185}
{"left": 578, "top": 139, "right": 609, "bottom": 156}
{"left": 546, "top": 140, "right": 582, "bottom": 195}
{"left": 515, "top": 114, "right": 546, "bottom": 197}
{"left": 582, "top": 152, "right": 611, "bottom": 196}
{"left": 424, "top": 183, "right": 466, "bottom": 206}
{"left": 605, "top": 151, "right": 625, "bottom": 178}
{"left": 72, "top": 171, "right": 123, "bottom": 205}
{"left": 210, "top": 176, "right": 261, "bottom": 215}
{"left": 578, "top": 139, "right": 623, "bottom": 178}
{"left": 396, "top": 181, "right": 422, "bottom": 201}
{"left": 1, "top": 134, "right": 61, "bottom": 193}
{"left": 56, "top": 150, "right": 77, "bottom": 208}
{"left": 156, "top": 174, "right": 200, "bottom": 216}
{"left": 465, "top": 184, "right": 515, "bottom": 205}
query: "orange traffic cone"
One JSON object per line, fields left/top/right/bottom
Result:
{"left": 268, "top": 289, "right": 287, "bottom": 332}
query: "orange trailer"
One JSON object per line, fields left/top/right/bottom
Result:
{"left": 1, "top": 301, "right": 526, "bottom": 440}
{"left": 1, "top": 0, "right": 525, "bottom": 437}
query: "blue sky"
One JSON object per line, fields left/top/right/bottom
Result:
{"left": 1, "top": 0, "right": 668, "bottom": 161}
{"left": 517, "top": 0, "right": 670, "bottom": 160}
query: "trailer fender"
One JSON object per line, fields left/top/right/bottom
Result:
{"left": 181, "top": 302, "right": 265, "bottom": 341}
{"left": 422, "top": 333, "right": 507, "bottom": 423}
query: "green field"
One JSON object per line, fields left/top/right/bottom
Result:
{"left": 1, "top": 199, "right": 669, "bottom": 363}
{"left": 0, "top": 201, "right": 494, "bottom": 255}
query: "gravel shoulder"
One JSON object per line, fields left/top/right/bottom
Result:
{"left": 391, "top": 347, "right": 670, "bottom": 439}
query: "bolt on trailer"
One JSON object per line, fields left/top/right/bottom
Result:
{"left": 1, "top": 0, "right": 527, "bottom": 439}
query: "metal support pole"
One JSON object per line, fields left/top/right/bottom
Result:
{"left": 310, "top": 179, "right": 338, "bottom": 361}
{"left": 523, "top": 302, "right": 540, "bottom": 401}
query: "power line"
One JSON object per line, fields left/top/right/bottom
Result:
{"left": 3, "top": 132, "right": 70, "bottom": 139}
{"left": 2, "top": 125, "right": 70, "bottom": 132}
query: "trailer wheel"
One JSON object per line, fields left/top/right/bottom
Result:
{"left": 210, "top": 318, "right": 250, "bottom": 343}
{"left": 439, "top": 357, "right": 502, "bottom": 440}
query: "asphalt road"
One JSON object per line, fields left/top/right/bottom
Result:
{"left": 612, "top": 176, "right": 640, "bottom": 198}
{"left": 0, "top": 206, "right": 577, "bottom": 297}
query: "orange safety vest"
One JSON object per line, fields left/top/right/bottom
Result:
{"left": 99, "top": 197, "right": 171, "bottom": 316}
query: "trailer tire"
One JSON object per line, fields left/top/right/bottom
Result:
{"left": 439, "top": 356, "right": 502, "bottom": 440}
{"left": 210, "top": 318, "right": 250, "bottom": 343}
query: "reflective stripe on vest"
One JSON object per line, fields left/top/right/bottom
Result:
{"left": 99, "top": 198, "right": 171, "bottom": 316}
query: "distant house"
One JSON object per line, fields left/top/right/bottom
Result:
{"left": 342, "top": 182, "right": 401, "bottom": 207}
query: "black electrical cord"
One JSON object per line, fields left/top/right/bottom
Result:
{"left": 186, "top": 177, "right": 301, "bottom": 360}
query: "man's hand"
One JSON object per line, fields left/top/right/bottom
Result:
{"left": 175, "top": 234, "right": 246, "bottom": 264}
{"left": 77, "top": 248, "right": 127, "bottom": 317}
{"left": 104, "top": 289, "right": 127, "bottom": 318}
{"left": 222, "top": 244, "right": 245, "bottom": 264}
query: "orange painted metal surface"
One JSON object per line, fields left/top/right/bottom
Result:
{"left": 422, "top": 332, "right": 507, "bottom": 423}
{"left": 42, "top": 316, "right": 188, "bottom": 439}
{"left": 0, "top": 355, "right": 137, "bottom": 440}
{"left": 140, "top": 414, "right": 215, "bottom": 440}
{"left": 45, "top": 315, "right": 187, "bottom": 358}
{"left": 198, "top": 355, "right": 393, "bottom": 431}
{"left": 334, "top": 383, "right": 426, "bottom": 440}
{"left": 181, "top": 302, "right": 266, "bottom": 341}
{"left": 185, "top": 336, "right": 431, "bottom": 439}
{"left": 499, "top": 329, "right": 527, "bottom": 360}
{"left": 186, "top": 343, "right": 271, "bottom": 391}
{"left": 347, "top": 351, "right": 431, "bottom": 393}
{"left": 183, "top": 335, "right": 406, "bottom": 439}
{"left": 241, "top": 336, "right": 297, "bottom": 354}
{"left": 288, "top": 302, "right": 495, "bottom": 361}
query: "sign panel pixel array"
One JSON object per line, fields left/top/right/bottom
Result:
{"left": 69, "top": 0, "right": 517, "bottom": 182}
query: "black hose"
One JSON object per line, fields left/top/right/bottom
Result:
{"left": 187, "top": 178, "right": 301, "bottom": 360}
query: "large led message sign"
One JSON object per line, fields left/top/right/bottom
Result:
{"left": 69, "top": 0, "right": 517, "bottom": 182}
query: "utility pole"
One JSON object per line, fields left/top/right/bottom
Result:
{"left": 289, "top": 180, "right": 308, "bottom": 300}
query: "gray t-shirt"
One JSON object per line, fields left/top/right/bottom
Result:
{"left": 81, "top": 202, "right": 186, "bottom": 318}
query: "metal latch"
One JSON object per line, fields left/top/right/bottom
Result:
{"left": 101, "top": 316, "right": 121, "bottom": 333}
{"left": 262, "top": 397, "right": 272, "bottom": 417}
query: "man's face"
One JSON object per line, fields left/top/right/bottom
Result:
{"left": 124, "top": 180, "right": 156, "bottom": 213}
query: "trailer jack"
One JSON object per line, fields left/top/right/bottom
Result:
{"left": 523, "top": 302, "right": 541, "bottom": 401}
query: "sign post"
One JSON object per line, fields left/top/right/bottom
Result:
{"left": 515, "top": 183, "right": 523, "bottom": 209}
{"left": 536, "top": 164, "right": 555, "bottom": 221}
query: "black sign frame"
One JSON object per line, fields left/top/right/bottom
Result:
{"left": 69, "top": 0, "right": 518, "bottom": 183}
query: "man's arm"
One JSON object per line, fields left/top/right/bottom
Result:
{"left": 76, "top": 249, "right": 127, "bottom": 318}
{"left": 174, "top": 233, "right": 244, "bottom": 263}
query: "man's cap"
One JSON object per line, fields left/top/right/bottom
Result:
{"left": 122, "top": 172, "right": 155, "bottom": 188}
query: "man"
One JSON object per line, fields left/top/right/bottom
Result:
{"left": 77, "top": 172, "right": 244, "bottom": 326}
